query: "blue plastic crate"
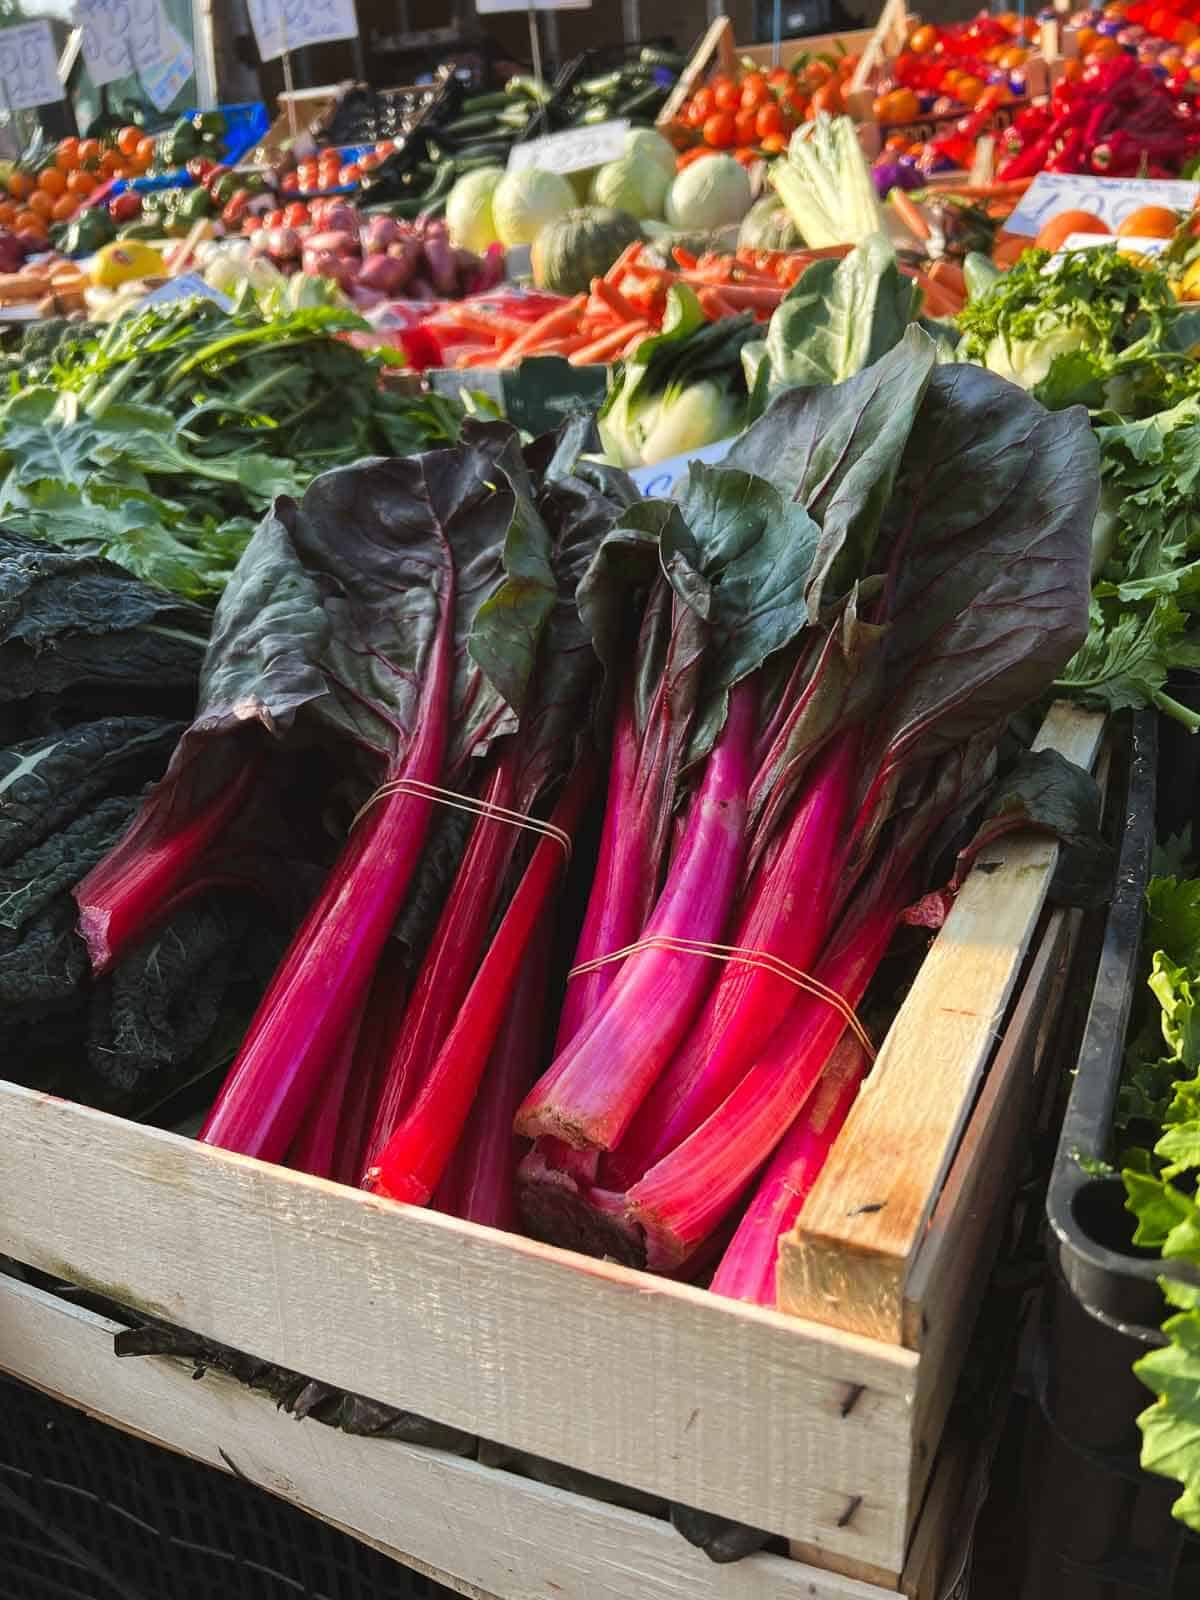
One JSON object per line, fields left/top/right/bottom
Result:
{"left": 110, "top": 101, "right": 269, "bottom": 196}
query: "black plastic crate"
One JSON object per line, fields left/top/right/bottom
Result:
{"left": 1019, "top": 711, "right": 1199, "bottom": 1600}
{"left": 0, "top": 1372, "right": 452, "bottom": 1600}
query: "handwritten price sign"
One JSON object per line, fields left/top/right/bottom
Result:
{"left": 507, "top": 118, "right": 629, "bottom": 175}
{"left": 1006, "top": 172, "right": 1200, "bottom": 237}
{"left": 76, "top": 0, "right": 173, "bottom": 88}
{"left": 247, "top": 0, "right": 358, "bottom": 63}
{"left": 0, "top": 22, "right": 64, "bottom": 112}
{"left": 140, "top": 23, "right": 193, "bottom": 110}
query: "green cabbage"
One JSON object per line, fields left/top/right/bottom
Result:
{"left": 590, "top": 155, "right": 669, "bottom": 222}
{"left": 446, "top": 166, "right": 505, "bottom": 254}
{"left": 665, "top": 155, "right": 752, "bottom": 233}
{"left": 625, "top": 127, "right": 678, "bottom": 181}
{"left": 491, "top": 168, "right": 577, "bottom": 247}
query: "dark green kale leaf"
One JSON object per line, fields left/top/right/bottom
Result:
{"left": 0, "top": 791, "right": 140, "bottom": 934}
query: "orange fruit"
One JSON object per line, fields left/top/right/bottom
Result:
{"left": 7, "top": 171, "right": 32, "bottom": 199}
{"left": 51, "top": 194, "right": 75, "bottom": 222}
{"left": 37, "top": 167, "right": 66, "bottom": 196}
{"left": 0, "top": 200, "right": 15, "bottom": 225}
{"left": 100, "top": 149, "right": 120, "bottom": 176}
{"left": 1034, "top": 208, "right": 1110, "bottom": 251}
{"left": 136, "top": 135, "right": 156, "bottom": 166}
{"left": 77, "top": 138, "right": 101, "bottom": 168}
{"left": 14, "top": 210, "right": 45, "bottom": 237}
{"left": 54, "top": 138, "right": 79, "bottom": 172}
{"left": 117, "top": 124, "right": 142, "bottom": 157}
{"left": 27, "top": 190, "right": 54, "bottom": 220}
{"left": 1117, "top": 204, "right": 1180, "bottom": 238}
{"left": 67, "top": 170, "right": 95, "bottom": 198}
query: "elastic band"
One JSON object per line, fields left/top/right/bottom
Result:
{"left": 352, "top": 778, "right": 572, "bottom": 862}
{"left": 568, "top": 934, "right": 875, "bottom": 1059}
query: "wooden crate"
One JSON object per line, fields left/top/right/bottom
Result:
{"left": 0, "top": 701, "right": 1104, "bottom": 1598}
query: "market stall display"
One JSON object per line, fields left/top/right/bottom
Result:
{"left": 14, "top": 21, "right": 1200, "bottom": 1597}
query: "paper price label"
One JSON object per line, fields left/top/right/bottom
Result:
{"left": 142, "top": 273, "right": 232, "bottom": 311}
{"left": 629, "top": 436, "right": 736, "bottom": 499}
{"left": 0, "top": 22, "right": 64, "bottom": 112}
{"left": 477, "top": 0, "right": 590, "bottom": 11}
{"left": 140, "top": 23, "right": 193, "bottom": 110}
{"left": 77, "top": 0, "right": 175, "bottom": 88}
{"left": 507, "top": 118, "right": 629, "bottom": 176}
{"left": 247, "top": 0, "right": 358, "bottom": 63}
{"left": 1006, "top": 172, "right": 1200, "bottom": 237}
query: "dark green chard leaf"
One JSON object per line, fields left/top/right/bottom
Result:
{"left": 743, "top": 232, "right": 919, "bottom": 400}
{"left": 725, "top": 327, "right": 937, "bottom": 618}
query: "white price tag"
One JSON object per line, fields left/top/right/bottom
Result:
{"left": 140, "top": 23, "right": 193, "bottom": 110}
{"left": 1006, "top": 172, "right": 1200, "bottom": 237}
{"left": 477, "top": 0, "right": 589, "bottom": 11}
{"left": 247, "top": 0, "right": 358, "bottom": 63}
{"left": 508, "top": 118, "right": 629, "bottom": 176}
{"left": 141, "top": 273, "right": 232, "bottom": 310}
{"left": 0, "top": 22, "right": 64, "bottom": 111}
{"left": 1057, "top": 231, "right": 1170, "bottom": 258}
{"left": 628, "top": 436, "right": 736, "bottom": 498}
{"left": 76, "top": 0, "right": 174, "bottom": 87}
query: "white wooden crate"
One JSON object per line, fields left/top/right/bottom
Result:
{"left": 0, "top": 702, "right": 1104, "bottom": 1599}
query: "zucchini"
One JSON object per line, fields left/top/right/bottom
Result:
{"left": 580, "top": 70, "right": 624, "bottom": 97}
{"left": 441, "top": 109, "right": 510, "bottom": 137}
{"left": 639, "top": 46, "right": 686, "bottom": 69}
{"left": 442, "top": 137, "right": 514, "bottom": 161}
{"left": 460, "top": 90, "right": 512, "bottom": 113}
{"left": 506, "top": 74, "right": 551, "bottom": 103}
{"left": 617, "top": 84, "right": 664, "bottom": 117}
{"left": 580, "top": 103, "right": 614, "bottom": 125}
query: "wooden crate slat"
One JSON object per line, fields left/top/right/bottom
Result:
{"left": 0, "top": 1086, "right": 917, "bottom": 1570}
{"left": 0, "top": 1275, "right": 898, "bottom": 1600}
{"left": 779, "top": 703, "right": 1106, "bottom": 1344}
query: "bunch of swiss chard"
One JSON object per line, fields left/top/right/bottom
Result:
{"left": 0, "top": 530, "right": 288, "bottom": 1122}
{"left": 1115, "top": 873, "right": 1200, "bottom": 1534}
{"left": 957, "top": 248, "right": 1200, "bottom": 731}
{"left": 0, "top": 291, "right": 462, "bottom": 601}
{"left": 376, "top": 329, "right": 1094, "bottom": 1297}
{"left": 77, "top": 417, "right": 637, "bottom": 1211}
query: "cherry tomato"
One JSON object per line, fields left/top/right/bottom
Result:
{"left": 283, "top": 201, "right": 308, "bottom": 226}
{"left": 756, "top": 101, "right": 784, "bottom": 137}
{"left": 732, "top": 107, "right": 757, "bottom": 144}
{"left": 740, "top": 72, "right": 769, "bottom": 109}
{"left": 281, "top": 171, "right": 300, "bottom": 192}
{"left": 692, "top": 86, "right": 715, "bottom": 119}
{"left": 714, "top": 79, "right": 740, "bottom": 110}
{"left": 375, "top": 139, "right": 395, "bottom": 157}
{"left": 338, "top": 162, "right": 361, "bottom": 184}
{"left": 702, "top": 110, "right": 736, "bottom": 147}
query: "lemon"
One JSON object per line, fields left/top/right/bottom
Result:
{"left": 91, "top": 241, "right": 165, "bottom": 289}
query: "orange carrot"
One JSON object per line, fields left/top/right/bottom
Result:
{"left": 890, "top": 188, "right": 930, "bottom": 242}
{"left": 445, "top": 306, "right": 526, "bottom": 341}
{"left": 604, "top": 241, "right": 643, "bottom": 282}
{"left": 685, "top": 279, "right": 782, "bottom": 309}
{"left": 569, "top": 320, "right": 650, "bottom": 365}
{"left": 697, "top": 286, "right": 739, "bottom": 319}
{"left": 926, "top": 258, "right": 967, "bottom": 298}
{"left": 496, "top": 295, "right": 586, "bottom": 368}
{"left": 593, "top": 276, "right": 642, "bottom": 323}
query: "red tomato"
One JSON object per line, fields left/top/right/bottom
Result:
{"left": 692, "top": 86, "right": 715, "bottom": 119}
{"left": 756, "top": 101, "right": 783, "bottom": 137}
{"left": 108, "top": 190, "right": 141, "bottom": 222}
{"left": 283, "top": 201, "right": 308, "bottom": 227}
{"left": 734, "top": 107, "right": 759, "bottom": 144}
{"left": 281, "top": 171, "right": 300, "bottom": 192}
{"left": 740, "top": 72, "right": 769, "bottom": 110}
{"left": 702, "top": 111, "right": 736, "bottom": 147}
{"left": 338, "top": 162, "right": 361, "bottom": 185}
{"left": 296, "top": 160, "right": 318, "bottom": 187}
{"left": 265, "top": 207, "right": 286, "bottom": 228}
{"left": 375, "top": 139, "right": 395, "bottom": 157}
{"left": 714, "top": 79, "right": 740, "bottom": 110}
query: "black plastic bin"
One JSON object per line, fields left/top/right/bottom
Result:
{"left": 0, "top": 1372, "right": 452, "bottom": 1600}
{"left": 1019, "top": 711, "right": 1199, "bottom": 1600}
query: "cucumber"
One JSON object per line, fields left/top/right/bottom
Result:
{"left": 639, "top": 46, "right": 686, "bottom": 69}
{"left": 580, "top": 70, "right": 624, "bottom": 97}
{"left": 460, "top": 90, "right": 512, "bottom": 113}
{"left": 506, "top": 74, "right": 551, "bottom": 103}
{"left": 580, "top": 103, "right": 614, "bottom": 125}
{"left": 442, "top": 137, "right": 514, "bottom": 161}
{"left": 441, "top": 109, "right": 511, "bottom": 137}
{"left": 419, "top": 161, "right": 458, "bottom": 204}
{"left": 617, "top": 84, "right": 663, "bottom": 117}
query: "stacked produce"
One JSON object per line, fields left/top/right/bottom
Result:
{"left": 59, "top": 308, "right": 1100, "bottom": 1300}
{"left": 0, "top": 532, "right": 288, "bottom": 1125}
{"left": 0, "top": 294, "right": 461, "bottom": 598}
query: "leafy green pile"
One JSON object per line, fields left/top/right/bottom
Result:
{"left": 0, "top": 529, "right": 289, "bottom": 1121}
{"left": 1120, "top": 875, "right": 1200, "bottom": 1531}
{"left": 1054, "top": 400, "right": 1200, "bottom": 731}
{"left": 0, "top": 293, "right": 462, "bottom": 600}
{"left": 956, "top": 246, "right": 1200, "bottom": 415}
